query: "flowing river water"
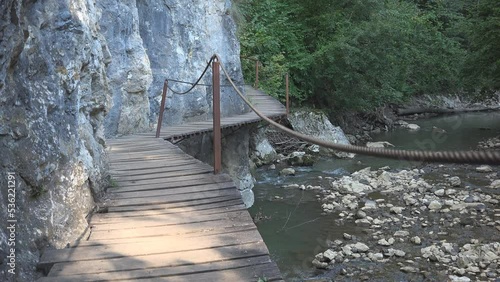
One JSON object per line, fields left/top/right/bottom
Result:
{"left": 248, "top": 112, "right": 500, "bottom": 281}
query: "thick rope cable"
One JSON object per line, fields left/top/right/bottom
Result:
{"left": 215, "top": 54, "right": 500, "bottom": 165}
{"left": 166, "top": 56, "right": 216, "bottom": 95}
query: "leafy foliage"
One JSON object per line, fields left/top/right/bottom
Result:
{"left": 236, "top": 0, "right": 499, "bottom": 111}
{"left": 462, "top": 0, "right": 500, "bottom": 94}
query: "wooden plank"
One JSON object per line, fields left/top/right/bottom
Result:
{"left": 107, "top": 177, "right": 231, "bottom": 193}
{"left": 94, "top": 200, "right": 245, "bottom": 219}
{"left": 111, "top": 167, "right": 212, "bottom": 182}
{"left": 109, "top": 159, "right": 199, "bottom": 171}
{"left": 110, "top": 173, "right": 232, "bottom": 190}
{"left": 109, "top": 154, "right": 193, "bottom": 162}
{"left": 109, "top": 162, "right": 212, "bottom": 175}
{"left": 108, "top": 182, "right": 236, "bottom": 199}
{"left": 112, "top": 173, "right": 214, "bottom": 188}
{"left": 90, "top": 210, "right": 252, "bottom": 232}
{"left": 108, "top": 195, "right": 242, "bottom": 212}
{"left": 79, "top": 225, "right": 256, "bottom": 247}
{"left": 88, "top": 212, "right": 255, "bottom": 240}
{"left": 91, "top": 202, "right": 246, "bottom": 222}
{"left": 42, "top": 261, "right": 282, "bottom": 282}
{"left": 38, "top": 228, "right": 264, "bottom": 267}
{"left": 109, "top": 187, "right": 240, "bottom": 207}
{"left": 46, "top": 245, "right": 271, "bottom": 277}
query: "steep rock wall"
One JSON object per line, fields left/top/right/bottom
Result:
{"left": 0, "top": 0, "right": 246, "bottom": 281}
{"left": 99, "top": 0, "right": 153, "bottom": 137}
{"left": 137, "top": 0, "right": 247, "bottom": 126}
{"left": 0, "top": 1, "right": 109, "bottom": 281}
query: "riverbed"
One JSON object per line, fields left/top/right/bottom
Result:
{"left": 249, "top": 112, "right": 500, "bottom": 281}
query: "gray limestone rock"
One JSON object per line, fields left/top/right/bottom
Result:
{"left": 0, "top": 1, "right": 109, "bottom": 280}
{"left": 287, "top": 110, "right": 354, "bottom": 158}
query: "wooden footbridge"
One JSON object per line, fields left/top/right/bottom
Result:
{"left": 37, "top": 84, "right": 287, "bottom": 281}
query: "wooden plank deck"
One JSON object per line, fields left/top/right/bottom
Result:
{"left": 137, "top": 86, "right": 286, "bottom": 141}
{"left": 37, "top": 86, "right": 286, "bottom": 281}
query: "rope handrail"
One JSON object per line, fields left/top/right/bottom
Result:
{"left": 165, "top": 57, "right": 216, "bottom": 95}
{"left": 214, "top": 54, "right": 500, "bottom": 165}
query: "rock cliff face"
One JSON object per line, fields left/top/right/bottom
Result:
{"left": 0, "top": 1, "right": 245, "bottom": 280}
{"left": 136, "top": 0, "right": 247, "bottom": 126}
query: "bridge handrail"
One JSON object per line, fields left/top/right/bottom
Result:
{"left": 215, "top": 54, "right": 500, "bottom": 166}
{"left": 157, "top": 54, "right": 500, "bottom": 170}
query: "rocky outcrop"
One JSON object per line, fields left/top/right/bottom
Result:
{"left": 250, "top": 127, "right": 277, "bottom": 167}
{"left": 137, "top": 0, "right": 247, "bottom": 126}
{"left": 0, "top": 0, "right": 246, "bottom": 280}
{"left": 100, "top": 0, "right": 153, "bottom": 136}
{"left": 288, "top": 110, "right": 354, "bottom": 158}
{"left": 0, "top": 1, "right": 109, "bottom": 281}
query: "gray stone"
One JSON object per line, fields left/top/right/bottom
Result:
{"left": 366, "top": 141, "right": 395, "bottom": 148}
{"left": 400, "top": 266, "right": 419, "bottom": 273}
{"left": 287, "top": 151, "right": 315, "bottom": 166}
{"left": 449, "top": 176, "right": 461, "bottom": 187}
{"left": 378, "top": 239, "right": 392, "bottom": 246}
{"left": 280, "top": 168, "right": 296, "bottom": 176}
{"left": 434, "top": 189, "right": 445, "bottom": 196}
{"left": 342, "top": 245, "right": 353, "bottom": 256}
{"left": 312, "top": 258, "right": 328, "bottom": 269}
{"left": 393, "top": 249, "right": 406, "bottom": 257}
{"left": 390, "top": 206, "right": 404, "bottom": 214}
{"left": 355, "top": 210, "right": 367, "bottom": 219}
{"left": 411, "top": 236, "right": 422, "bottom": 245}
{"left": 404, "top": 123, "right": 421, "bottom": 131}
{"left": 490, "top": 179, "right": 500, "bottom": 189}
{"left": 476, "top": 165, "right": 493, "bottom": 173}
{"left": 369, "top": 252, "right": 384, "bottom": 261}
{"left": 355, "top": 219, "right": 371, "bottom": 227}
{"left": 429, "top": 200, "right": 443, "bottom": 210}
{"left": 323, "top": 249, "right": 337, "bottom": 262}
{"left": 288, "top": 110, "right": 355, "bottom": 158}
{"left": 364, "top": 200, "right": 378, "bottom": 209}
{"left": 250, "top": 127, "right": 277, "bottom": 165}
{"left": 353, "top": 242, "right": 370, "bottom": 253}
{"left": 343, "top": 233, "right": 353, "bottom": 240}
{"left": 394, "top": 230, "right": 410, "bottom": 237}
{"left": 448, "top": 275, "right": 471, "bottom": 282}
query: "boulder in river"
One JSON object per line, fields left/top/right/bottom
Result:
{"left": 366, "top": 141, "right": 395, "bottom": 148}
{"left": 280, "top": 168, "right": 296, "bottom": 176}
{"left": 490, "top": 179, "right": 500, "bottom": 189}
{"left": 403, "top": 123, "right": 421, "bottom": 131}
{"left": 286, "top": 151, "right": 315, "bottom": 166}
{"left": 476, "top": 165, "right": 493, "bottom": 173}
{"left": 287, "top": 110, "right": 354, "bottom": 158}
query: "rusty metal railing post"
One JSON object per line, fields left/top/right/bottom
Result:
{"left": 212, "top": 58, "right": 222, "bottom": 174}
{"left": 285, "top": 72, "right": 290, "bottom": 116}
{"left": 255, "top": 60, "right": 259, "bottom": 89}
{"left": 156, "top": 80, "right": 169, "bottom": 138}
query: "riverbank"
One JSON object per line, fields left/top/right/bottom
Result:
{"left": 328, "top": 93, "right": 500, "bottom": 145}
{"left": 311, "top": 162, "right": 499, "bottom": 281}
{"left": 249, "top": 111, "right": 500, "bottom": 281}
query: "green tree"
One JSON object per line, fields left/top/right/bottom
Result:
{"left": 463, "top": 0, "right": 500, "bottom": 94}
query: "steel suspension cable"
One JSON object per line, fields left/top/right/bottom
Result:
{"left": 215, "top": 54, "right": 500, "bottom": 165}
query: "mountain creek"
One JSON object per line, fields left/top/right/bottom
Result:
{"left": 249, "top": 112, "right": 500, "bottom": 282}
